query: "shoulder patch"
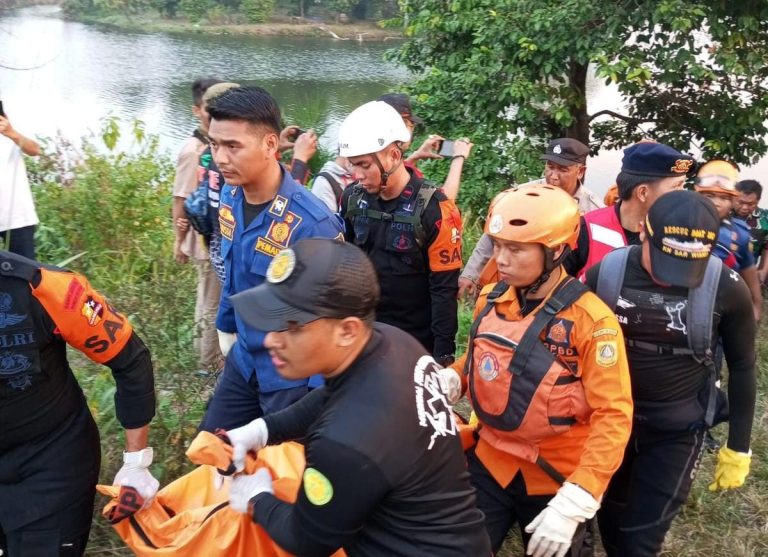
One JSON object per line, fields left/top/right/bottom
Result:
{"left": 303, "top": 467, "right": 333, "bottom": 506}
{"left": 596, "top": 341, "right": 619, "bottom": 367}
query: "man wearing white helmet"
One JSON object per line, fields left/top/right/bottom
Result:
{"left": 338, "top": 101, "right": 464, "bottom": 366}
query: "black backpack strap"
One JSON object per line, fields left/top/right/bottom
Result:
{"left": 536, "top": 455, "right": 567, "bottom": 485}
{"left": 509, "top": 278, "right": 589, "bottom": 377}
{"left": 317, "top": 171, "right": 343, "bottom": 204}
{"left": 463, "top": 281, "right": 510, "bottom": 376}
{"left": 688, "top": 256, "right": 722, "bottom": 426}
{"left": 595, "top": 246, "right": 633, "bottom": 311}
{"left": 0, "top": 251, "right": 40, "bottom": 282}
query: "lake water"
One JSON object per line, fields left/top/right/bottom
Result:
{"left": 1, "top": 5, "right": 766, "bottom": 201}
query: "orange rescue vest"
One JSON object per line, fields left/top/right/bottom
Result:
{"left": 464, "top": 279, "right": 591, "bottom": 474}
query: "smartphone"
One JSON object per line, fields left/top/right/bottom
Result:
{"left": 438, "top": 139, "right": 455, "bottom": 157}
{"left": 0, "top": 101, "right": 5, "bottom": 118}
{"left": 293, "top": 128, "right": 307, "bottom": 139}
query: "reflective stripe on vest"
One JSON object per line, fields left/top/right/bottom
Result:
{"left": 578, "top": 206, "right": 627, "bottom": 279}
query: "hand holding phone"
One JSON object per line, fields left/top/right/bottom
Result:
{"left": 437, "top": 139, "right": 456, "bottom": 158}
{"left": 0, "top": 101, "right": 5, "bottom": 118}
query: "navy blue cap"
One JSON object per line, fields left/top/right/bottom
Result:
{"left": 540, "top": 138, "right": 590, "bottom": 166}
{"left": 621, "top": 142, "right": 695, "bottom": 178}
{"left": 645, "top": 190, "right": 719, "bottom": 287}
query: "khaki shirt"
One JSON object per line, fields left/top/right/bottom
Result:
{"left": 173, "top": 136, "right": 208, "bottom": 261}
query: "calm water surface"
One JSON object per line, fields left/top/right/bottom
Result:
{"left": 1, "top": 6, "right": 766, "bottom": 199}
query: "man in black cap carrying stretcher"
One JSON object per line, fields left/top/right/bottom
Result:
{"left": 222, "top": 238, "right": 492, "bottom": 557}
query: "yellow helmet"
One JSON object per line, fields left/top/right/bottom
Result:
{"left": 695, "top": 160, "right": 739, "bottom": 197}
{"left": 484, "top": 185, "right": 580, "bottom": 249}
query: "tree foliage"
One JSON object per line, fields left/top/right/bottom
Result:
{"left": 394, "top": 0, "right": 768, "bottom": 214}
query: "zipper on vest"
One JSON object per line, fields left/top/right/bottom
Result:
{"left": 476, "top": 332, "right": 519, "bottom": 350}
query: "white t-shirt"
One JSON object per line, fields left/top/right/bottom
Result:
{"left": 0, "top": 136, "right": 38, "bottom": 231}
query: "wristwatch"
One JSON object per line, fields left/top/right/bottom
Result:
{"left": 123, "top": 447, "right": 154, "bottom": 467}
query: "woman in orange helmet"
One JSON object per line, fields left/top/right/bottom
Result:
{"left": 444, "top": 184, "right": 633, "bottom": 557}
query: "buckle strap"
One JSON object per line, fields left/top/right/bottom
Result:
{"left": 626, "top": 339, "right": 693, "bottom": 356}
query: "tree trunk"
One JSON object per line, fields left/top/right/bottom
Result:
{"left": 567, "top": 61, "right": 590, "bottom": 144}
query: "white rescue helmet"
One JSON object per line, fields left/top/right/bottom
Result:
{"left": 338, "top": 101, "right": 411, "bottom": 158}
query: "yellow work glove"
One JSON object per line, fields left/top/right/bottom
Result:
{"left": 708, "top": 447, "right": 751, "bottom": 491}
{"left": 468, "top": 410, "right": 479, "bottom": 427}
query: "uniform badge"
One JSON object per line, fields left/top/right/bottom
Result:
{"left": 553, "top": 144, "right": 562, "bottom": 154}
{"left": 670, "top": 159, "right": 693, "bottom": 173}
{"left": 478, "top": 352, "right": 500, "bottom": 381}
{"left": 268, "top": 195, "right": 288, "bottom": 218}
{"left": 265, "top": 211, "right": 302, "bottom": 247}
{"left": 81, "top": 296, "right": 104, "bottom": 326}
{"left": 596, "top": 341, "right": 618, "bottom": 367}
{"left": 489, "top": 214, "right": 503, "bottom": 234}
{"left": 303, "top": 467, "right": 333, "bottom": 506}
{"left": 267, "top": 249, "right": 296, "bottom": 283}
{"left": 393, "top": 233, "right": 414, "bottom": 251}
{"left": 547, "top": 320, "right": 568, "bottom": 344}
{"left": 0, "top": 351, "right": 32, "bottom": 375}
{"left": 451, "top": 227, "right": 461, "bottom": 244}
{"left": 219, "top": 204, "right": 236, "bottom": 241}
{"left": 0, "top": 293, "right": 25, "bottom": 328}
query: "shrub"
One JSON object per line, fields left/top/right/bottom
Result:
{"left": 240, "top": 0, "right": 273, "bottom": 23}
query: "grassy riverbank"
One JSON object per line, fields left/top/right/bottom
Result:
{"left": 26, "top": 126, "right": 768, "bottom": 556}
{"left": 69, "top": 12, "right": 402, "bottom": 40}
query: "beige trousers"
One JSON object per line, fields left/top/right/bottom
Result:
{"left": 194, "top": 259, "right": 223, "bottom": 369}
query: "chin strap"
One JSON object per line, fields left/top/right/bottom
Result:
{"left": 519, "top": 245, "right": 572, "bottom": 299}
{"left": 371, "top": 145, "right": 404, "bottom": 188}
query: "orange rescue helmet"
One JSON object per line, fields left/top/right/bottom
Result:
{"left": 484, "top": 184, "right": 580, "bottom": 249}
{"left": 695, "top": 160, "right": 739, "bottom": 197}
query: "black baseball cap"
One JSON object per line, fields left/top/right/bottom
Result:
{"left": 645, "top": 190, "right": 719, "bottom": 288}
{"left": 231, "top": 239, "right": 380, "bottom": 332}
{"left": 377, "top": 93, "right": 423, "bottom": 125}
{"left": 621, "top": 142, "right": 695, "bottom": 177}
{"left": 540, "top": 138, "right": 590, "bottom": 167}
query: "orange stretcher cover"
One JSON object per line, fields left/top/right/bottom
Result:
{"left": 97, "top": 432, "right": 345, "bottom": 557}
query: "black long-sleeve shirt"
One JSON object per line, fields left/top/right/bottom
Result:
{"left": 585, "top": 249, "right": 756, "bottom": 452}
{"left": 253, "top": 324, "right": 491, "bottom": 557}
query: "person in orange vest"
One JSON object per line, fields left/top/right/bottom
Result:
{"left": 564, "top": 142, "right": 695, "bottom": 279}
{"left": 443, "top": 184, "right": 633, "bottom": 556}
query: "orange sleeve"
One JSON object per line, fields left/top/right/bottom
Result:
{"left": 566, "top": 302, "right": 633, "bottom": 498}
{"left": 32, "top": 268, "right": 134, "bottom": 364}
{"left": 428, "top": 198, "right": 463, "bottom": 272}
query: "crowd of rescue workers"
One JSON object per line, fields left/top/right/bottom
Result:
{"left": 0, "top": 78, "right": 765, "bottom": 557}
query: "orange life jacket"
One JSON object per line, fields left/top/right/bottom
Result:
{"left": 465, "top": 279, "right": 591, "bottom": 470}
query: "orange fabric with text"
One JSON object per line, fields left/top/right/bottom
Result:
{"left": 428, "top": 198, "right": 464, "bottom": 271}
{"left": 97, "top": 434, "right": 345, "bottom": 557}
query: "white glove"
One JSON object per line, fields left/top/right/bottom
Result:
{"left": 437, "top": 368, "right": 462, "bottom": 405}
{"left": 525, "top": 482, "right": 600, "bottom": 557}
{"left": 229, "top": 468, "right": 274, "bottom": 513}
{"left": 113, "top": 447, "right": 160, "bottom": 507}
{"left": 217, "top": 329, "right": 237, "bottom": 357}
{"left": 226, "top": 418, "right": 269, "bottom": 472}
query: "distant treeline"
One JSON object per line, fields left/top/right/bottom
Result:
{"left": 61, "top": 0, "right": 400, "bottom": 24}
